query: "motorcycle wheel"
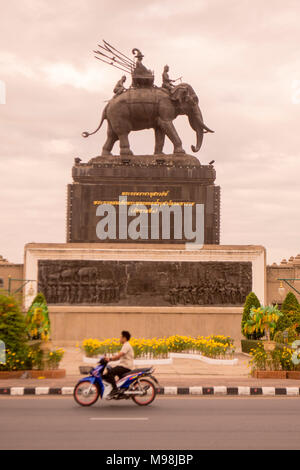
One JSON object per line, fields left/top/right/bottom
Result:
{"left": 131, "top": 378, "right": 156, "bottom": 406}
{"left": 74, "top": 381, "right": 100, "bottom": 407}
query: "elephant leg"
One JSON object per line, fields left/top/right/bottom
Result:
{"left": 157, "top": 118, "right": 185, "bottom": 154}
{"left": 154, "top": 128, "right": 166, "bottom": 155}
{"left": 102, "top": 125, "right": 118, "bottom": 156}
{"left": 119, "top": 133, "right": 133, "bottom": 156}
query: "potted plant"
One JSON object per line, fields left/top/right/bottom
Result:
{"left": 46, "top": 348, "right": 65, "bottom": 370}
{"left": 243, "top": 305, "right": 282, "bottom": 351}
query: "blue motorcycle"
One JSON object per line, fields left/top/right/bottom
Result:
{"left": 74, "top": 358, "right": 159, "bottom": 407}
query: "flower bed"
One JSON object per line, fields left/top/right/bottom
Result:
{"left": 0, "top": 347, "right": 65, "bottom": 372}
{"left": 82, "top": 335, "right": 235, "bottom": 360}
{"left": 249, "top": 343, "right": 300, "bottom": 377}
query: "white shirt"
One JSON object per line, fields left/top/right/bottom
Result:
{"left": 119, "top": 341, "right": 134, "bottom": 370}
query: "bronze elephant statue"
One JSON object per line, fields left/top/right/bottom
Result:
{"left": 82, "top": 83, "right": 213, "bottom": 156}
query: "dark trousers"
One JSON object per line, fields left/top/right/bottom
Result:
{"left": 104, "top": 366, "right": 131, "bottom": 390}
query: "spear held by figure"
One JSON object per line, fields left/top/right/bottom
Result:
{"left": 93, "top": 40, "right": 135, "bottom": 75}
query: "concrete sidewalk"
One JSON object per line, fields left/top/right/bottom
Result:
{"left": 1, "top": 347, "right": 299, "bottom": 388}
{"left": 60, "top": 347, "right": 250, "bottom": 376}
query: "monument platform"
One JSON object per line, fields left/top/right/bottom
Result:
{"left": 24, "top": 243, "right": 266, "bottom": 343}
{"left": 67, "top": 154, "right": 220, "bottom": 245}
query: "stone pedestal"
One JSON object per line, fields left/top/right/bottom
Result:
{"left": 67, "top": 154, "right": 220, "bottom": 244}
{"left": 23, "top": 155, "right": 266, "bottom": 344}
{"left": 24, "top": 243, "right": 266, "bottom": 343}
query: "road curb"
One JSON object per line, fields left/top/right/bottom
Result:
{"left": 157, "top": 386, "right": 300, "bottom": 396}
{"left": 0, "top": 386, "right": 300, "bottom": 396}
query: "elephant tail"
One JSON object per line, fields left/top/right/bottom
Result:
{"left": 82, "top": 105, "right": 107, "bottom": 138}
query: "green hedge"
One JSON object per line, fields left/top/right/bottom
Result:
{"left": 281, "top": 292, "right": 299, "bottom": 313}
{"left": 241, "top": 339, "right": 263, "bottom": 354}
{"left": 275, "top": 291, "right": 300, "bottom": 334}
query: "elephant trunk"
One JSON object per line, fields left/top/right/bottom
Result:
{"left": 188, "top": 106, "right": 214, "bottom": 153}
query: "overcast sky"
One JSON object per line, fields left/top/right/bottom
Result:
{"left": 1, "top": 0, "right": 299, "bottom": 264}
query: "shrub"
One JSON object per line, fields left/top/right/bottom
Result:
{"left": 0, "top": 294, "right": 50, "bottom": 372}
{"left": 281, "top": 292, "right": 300, "bottom": 313}
{"left": 249, "top": 344, "right": 267, "bottom": 371}
{"left": 0, "top": 347, "right": 32, "bottom": 372}
{"left": 241, "top": 339, "right": 262, "bottom": 354}
{"left": 275, "top": 310, "right": 300, "bottom": 334}
{"left": 273, "top": 326, "right": 298, "bottom": 345}
{"left": 0, "top": 294, "right": 27, "bottom": 353}
{"left": 241, "top": 292, "right": 263, "bottom": 340}
{"left": 275, "top": 292, "right": 300, "bottom": 333}
{"left": 249, "top": 344, "right": 298, "bottom": 372}
{"left": 46, "top": 348, "right": 65, "bottom": 370}
{"left": 25, "top": 293, "right": 51, "bottom": 341}
{"left": 277, "top": 347, "right": 296, "bottom": 371}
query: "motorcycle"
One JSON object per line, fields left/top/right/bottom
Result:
{"left": 74, "top": 358, "right": 159, "bottom": 407}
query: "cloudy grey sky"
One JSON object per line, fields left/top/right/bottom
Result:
{"left": 1, "top": 0, "right": 299, "bottom": 264}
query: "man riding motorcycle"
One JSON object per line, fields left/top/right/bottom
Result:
{"left": 103, "top": 330, "right": 134, "bottom": 397}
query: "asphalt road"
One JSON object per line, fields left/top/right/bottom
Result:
{"left": 0, "top": 397, "right": 300, "bottom": 450}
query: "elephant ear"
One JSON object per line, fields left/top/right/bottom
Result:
{"left": 170, "top": 86, "right": 188, "bottom": 105}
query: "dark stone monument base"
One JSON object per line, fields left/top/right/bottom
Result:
{"left": 67, "top": 154, "right": 220, "bottom": 244}
{"left": 87, "top": 153, "right": 201, "bottom": 168}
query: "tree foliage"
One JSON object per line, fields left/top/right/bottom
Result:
{"left": 276, "top": 291, "right": 300, "bottom": 334}
{"left": 241, "top": 292, "right": 263, "bottom": 339}
{"left": 281, "top": 291, "right": 300, "bottom": 313}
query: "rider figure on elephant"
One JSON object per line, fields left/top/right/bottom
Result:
{"left": 162, "top": 65, "right": 176, "bottom": 93}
